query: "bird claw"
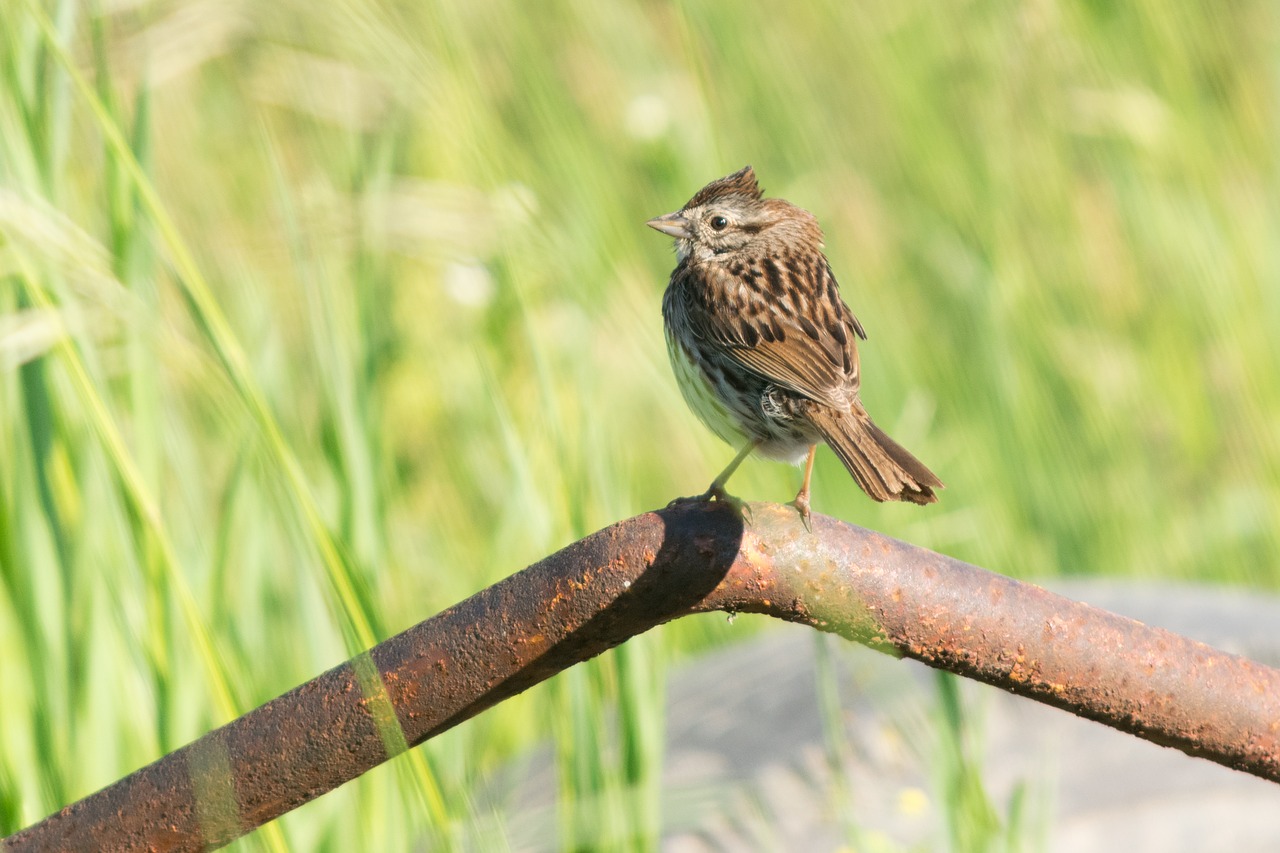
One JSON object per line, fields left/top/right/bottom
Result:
{"left": 788, "top": 494, "right": 813, "bottom": 533}
{"left": 668, "top": 484, "right": 752, "bottom": 524}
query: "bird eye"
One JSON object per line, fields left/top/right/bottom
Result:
{"left": 709, "top": 215, "right": 729, "bottom": 231}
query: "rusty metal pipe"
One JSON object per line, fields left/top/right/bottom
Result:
{"left": 6, "top": 503, "right": 1279, "bottom": 850}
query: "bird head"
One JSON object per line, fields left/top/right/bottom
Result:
{"left": 646, "top": 166, "right": 820, "bottom": 264}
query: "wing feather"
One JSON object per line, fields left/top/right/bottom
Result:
{"left": 677, "top": 258, "right": 865, "bottom": 408}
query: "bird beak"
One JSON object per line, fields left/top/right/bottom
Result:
{"left": 646, "top": 212, "right": 692, "bottom": 239}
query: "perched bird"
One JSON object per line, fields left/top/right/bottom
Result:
{"left": 648, "top": 166, "right": 942, "bottom": 524}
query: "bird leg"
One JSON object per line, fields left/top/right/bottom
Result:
{"left": 669, "top": 440, "right": 759, "bottom": 521}
{"left": 788, "top": 445, "right": 817, "bottom": 531}
{"left": 706, "top": 440, "right": 758, "bottom": 496}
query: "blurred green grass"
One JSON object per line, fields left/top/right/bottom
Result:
{"left": 2, "top": 0, "right": 1278, "bottom": 849}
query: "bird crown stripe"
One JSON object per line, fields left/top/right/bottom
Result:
{"left": 684, "top": 166, "right": 762, "bottom": 208}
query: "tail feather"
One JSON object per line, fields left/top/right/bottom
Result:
{"left": 809, "top": 406, "right": 943, "bottom": 505}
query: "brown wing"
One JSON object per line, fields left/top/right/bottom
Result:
{"left": 678, "top": 251, "right": 867, "bottom": 408}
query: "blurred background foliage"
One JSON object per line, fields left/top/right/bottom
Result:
{"left": 1, "top": 0, "right": 1278, "bottom": 849}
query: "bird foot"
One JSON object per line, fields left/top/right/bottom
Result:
{"left": 787, "top": 492, "right": 813, "bottom": 533}
{"left": 668, "top": 483, "right": 752, "bottom": 524}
